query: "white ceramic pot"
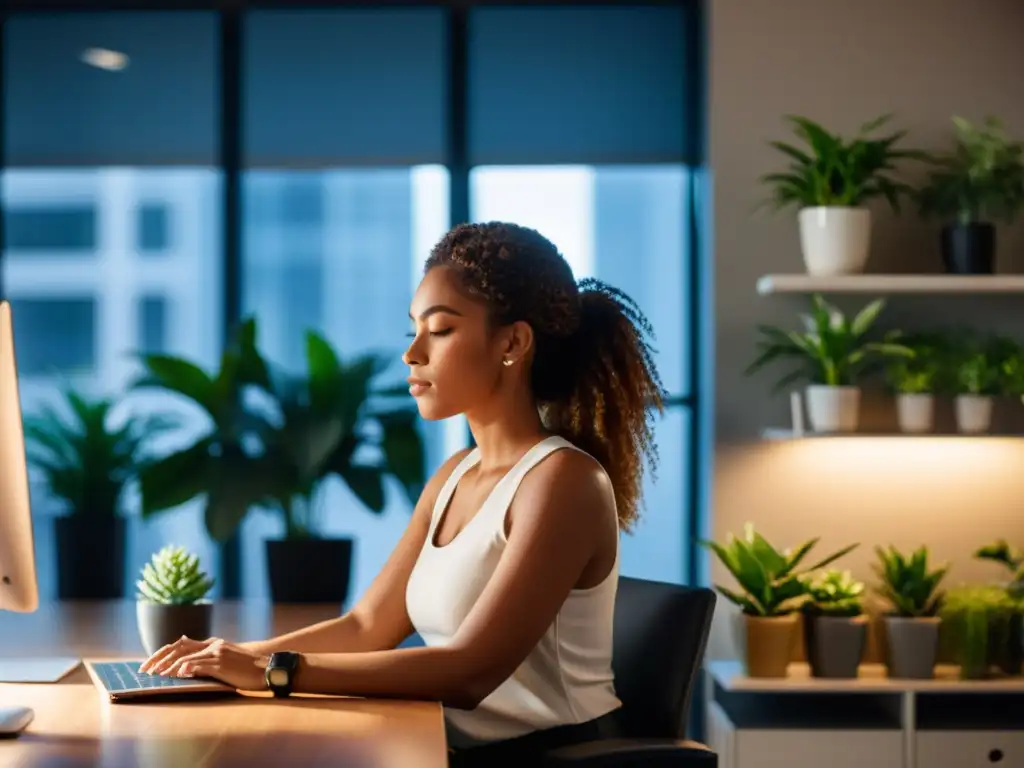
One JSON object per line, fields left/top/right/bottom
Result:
{"left": 798, "top": 206, "right": 872, "bottom": 276}
{"left": 805, "top": 385, "right": 860, "bottom": 433}
{"left": 955, "top": 394, "right": 993, "bottom": 434}
{"left": 896, "top": 393, "right": 934, "bottom": 433}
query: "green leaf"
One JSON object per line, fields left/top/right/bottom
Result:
{"left": 340, "top": 464, "right": 386, "bottom": 514}
{"left": 139, "top": 438, "right": 214, "bottom": 517}
{"left": 135, "top": 354, "right": 217, "bottom": 413}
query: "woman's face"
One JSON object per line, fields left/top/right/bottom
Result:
{"left": 403, "top": 266, "right": 511, "bottom": 421}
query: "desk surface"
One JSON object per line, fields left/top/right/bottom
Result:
{"left": 0, "top": 601, "right": 447, "bottom": 768}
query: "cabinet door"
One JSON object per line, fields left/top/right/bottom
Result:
{"left": 737, "top": 731, "right": 903, "bottom": 768}
{"left": 917, "top": 731, "right": 1024, "bottom": 767}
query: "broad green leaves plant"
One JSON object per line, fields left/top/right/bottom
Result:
{"left": 702, "top": 524, "right": 858, "bottom": 617}
{"left": 873, "top": 545, "right": 948, "bottom": 618}
{"left": 917, "top": 116, "right": 1024, "bottom": 225}
{"left": 24, "top": 387, "right": 175, "bottom": 519}
{"left": 136, "top": 545, "right": 214, "bottom": 605}
{"left": 801, "top": 569, "right": 865, "bottom": 618}
{"left": 758, "top": 114, "right": 925, "bottom": 212}
{"left": 975, "top": 539, "right": 1024, "bottom": 596}
{"left": 136, "top": 317, "right": 425, "bottom": 543}
{"left": 885, "top": 332, "right": 948, "bottom": 395}
{"left": 746, "top": 294, "right": 913, "bottom": 390}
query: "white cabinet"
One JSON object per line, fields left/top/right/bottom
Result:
{"left": 917, "top": 732, "right": 1024, "bottom": 767}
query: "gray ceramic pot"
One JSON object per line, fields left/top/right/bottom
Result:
{"left": 136, "top": 602, "right": 213, "bottom": 656}
{"left": 805, "top": 614, "right": 867, "bottom": 679}
{"left": 884, "top": 615, "right": 940, "bottom": 679}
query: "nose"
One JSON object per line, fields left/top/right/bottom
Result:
{"left": 403, "top": 332, "right": 426, "bottom": 367}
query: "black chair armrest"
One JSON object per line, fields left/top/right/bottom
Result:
{"left": 545, "top": 738, "right": 717, "bottom": 767}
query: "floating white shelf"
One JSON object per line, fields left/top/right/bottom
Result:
{"left": 756, "top": 273, "right": 1024, "bottom": 295}
{"left": 763, "top": 428, "right": 1022, "bottom": 440}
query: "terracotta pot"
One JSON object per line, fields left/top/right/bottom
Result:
{"left": 735, "top": 613, "right": 798, "bottom": 678}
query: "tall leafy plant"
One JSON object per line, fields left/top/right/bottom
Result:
{"left": 746, "top": 294, "right": 913, "bottom": 391}
{"left": 24, "top": 387, "right": 173, "bottom": 518}
{"left": 702, "top": 524, "right": 858, "bottom": 617}
{"left": 253, "top": 331, "right": 425, "bottom": 540}
{"left": 874, "top": 545, "right": 948, "bottom": 618}
{"left": 758, "top": 114, "right": 925, "bottom": 212}
{"left": 917, "top": 116, "right": 1024, "bottom": 225}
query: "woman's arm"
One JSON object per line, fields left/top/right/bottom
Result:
{"left": 287, "top": 450, "right": 614, "bottom": 708}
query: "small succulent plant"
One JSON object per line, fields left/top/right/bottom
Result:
{"left": 802, "top": 569, "right": 865, "bottom": 617}
{"left": 136, "top": 545, "right": 214, "bottom": 605}
{"left": 874, "top": 545, "right": 948, "bottom": 617}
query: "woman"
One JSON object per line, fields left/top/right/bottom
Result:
{"left": 140, "top": 222, "right": 666, "bottom": 764}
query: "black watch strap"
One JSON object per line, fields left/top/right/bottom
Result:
{"left": 265, "top": 651, "right": 300, "bottom": 698}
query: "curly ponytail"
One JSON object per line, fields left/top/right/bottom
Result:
{"left": 425, "top": 222, "right": 667, "bottom": 529}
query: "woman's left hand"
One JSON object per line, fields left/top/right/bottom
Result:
{"left": 141, "top": 636, "right": 270, "bottom": 692}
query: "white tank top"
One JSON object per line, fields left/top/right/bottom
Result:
{"left": 405, "top": 435, "right": 622, "bottom": 746}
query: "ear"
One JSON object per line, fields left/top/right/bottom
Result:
{"left": 499, "top": 320, "right": 535, "bottom": 366}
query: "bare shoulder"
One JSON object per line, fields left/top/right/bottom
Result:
{"left": 513, "top": 446, "right": 615, "bottom": 528}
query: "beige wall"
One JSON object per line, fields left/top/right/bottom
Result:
{"left": 708, "top": 0, "right": 1024, "bottom": 660}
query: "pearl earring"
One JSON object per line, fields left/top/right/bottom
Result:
{"left": 502, "top": 358, "right": 514, "bottom": 367}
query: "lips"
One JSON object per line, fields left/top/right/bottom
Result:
{"left": 407, "top": 377, "right": 431, "bottom": 396}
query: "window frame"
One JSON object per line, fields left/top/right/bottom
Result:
{"left": 0, "top": 0, "right": 707, "bottom": 598}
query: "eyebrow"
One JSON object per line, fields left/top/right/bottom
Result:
{"left": 409, "top": 304, "right": 464, "bottom": 321}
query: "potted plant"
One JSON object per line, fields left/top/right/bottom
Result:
{"left": 874, "top": 545, "right": 948, "bottom": 679}
{"left": 886, "top": 338, "right": 941, "bottom": 433}
{"left": 975, "top": 539, "right": 1024, "bottom": 675}
{"left": 136, "top": 544, "right": 215, "bottom": 656}
{"left": 253, "top": 332, "right": 425, "bottom": 604}
{"left": 136, "top": 318, "right": 424, "bottom": 605}
{"left": 916, "top": 116, "right": 1024, "bottom": 274}
{"left": 939, "top": 585, "right": 1019, "bottom": 680}
{"left": 952, "top": 342, "right": 1001, "bottom": 433}
{"left": 801, "top": 568, "right": 867, "bottom": 679}
{"left": 703, "top": 524, "right": 857, "bottom": 678}
{"left": 23, "top": 387, "right": 173, "bottom": 599}
{"left": 747, "top": 294, "right": 913, "bottom": 432}
{"left": 758, "top": 113, "right": 924, "bottom": 275}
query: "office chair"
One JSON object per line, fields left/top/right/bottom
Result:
{"left": 546, "top": 576, "right": 718, "bottom": 767}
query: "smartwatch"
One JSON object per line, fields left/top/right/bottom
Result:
{"left": 265, "top": 651, "right": 301, "bottom": 698}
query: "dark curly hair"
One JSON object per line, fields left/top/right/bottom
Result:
{"left": 424, "top": 221, "right": 666, "bottom": 530}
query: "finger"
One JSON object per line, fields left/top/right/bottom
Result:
{"left": 145, "top": 637, "right": 211, "bottom": 675}
{"left": 180, "top": 661, "right": 218, "bottom": 681}
{"left": 163, "top": 647, "right": 217, "bottom": 677}
{"left": 140, "top": 637, "right": 192, "bottom": 673}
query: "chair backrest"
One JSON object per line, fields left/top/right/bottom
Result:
{"left": 611, "top": 576, "right": 716, "bottom": 739}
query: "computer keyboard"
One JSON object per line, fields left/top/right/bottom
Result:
{"left": 91, "top": 661, "right": 212, "bottom": 692}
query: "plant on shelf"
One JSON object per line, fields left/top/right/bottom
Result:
{"left": 800, "top": 569, "right": 868, "bottom": 679}
{"left": 135, "top": 545, "right": 215, "bottom": 656}
{"left": 916, "top": 116, "right": 1024, "bottom": 274}
{"left": 758, "top": 113, "right": 926, "bottom": 276}
{"left": 746, "top": 294, "right": 913, "bottom": 433}
{"left": 873, "top": 545, "right": 948, "bottom": 679}
{"left": 974, "top": 540, "right": 1024, "bottom": 675}
{"left": 939, "top": 585, "right": 1022, "bottom": 680}
{"left": 24, "top": 386, "right": 175, "bottom": 599}
{"left": 251, "top": 330, "right": 425, "bottom": 604}
{"left": 950, "top": 335, "right": 1005, "bottom": 434}
{"left": 975, "top": 539, "right": 1024, "bottom": 595}
{"left": 885, "top": 333, "right": 945, "bottom": 434}
{"left": 702, "top": 524, "right": 858, "bottom": 678}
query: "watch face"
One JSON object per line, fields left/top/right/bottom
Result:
{"left": 268, "top": 668, "right": 290, "bottom": 687}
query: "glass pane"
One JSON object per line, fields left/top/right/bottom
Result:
{"left": 2, "top": 168, "right": 223, "bottom": 600}
{"left": 241, "top": 166, "right": 459, "bottom": 601}
{"left": 471, "top": 165, "right": 691, "bottom": 583}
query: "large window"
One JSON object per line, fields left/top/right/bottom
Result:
{"left": 3, "top": 13, "right": 223, "bottom": 598}
{"left": 3, "top": 1, "right": 704, "bottom": 600}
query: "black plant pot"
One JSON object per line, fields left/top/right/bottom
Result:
{"left": 54, "top": 515, "right": 126, "bottom": 600}
{"left": 941, "top": 222, "right": 996, "bottom": 274}
{"left": 266, "top": 538, "right": 353, "bottom": 605}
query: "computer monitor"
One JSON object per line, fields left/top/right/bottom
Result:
{"left": 0, "top": 301, "right": 80, "bottom": 737}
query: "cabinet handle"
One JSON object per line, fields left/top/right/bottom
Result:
{"left": 988, "top": 748, "right": 1004, "bottom": 763}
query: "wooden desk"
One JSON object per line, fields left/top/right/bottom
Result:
{"left": 0, "top": 602, "right": 448, "bottom": 767}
